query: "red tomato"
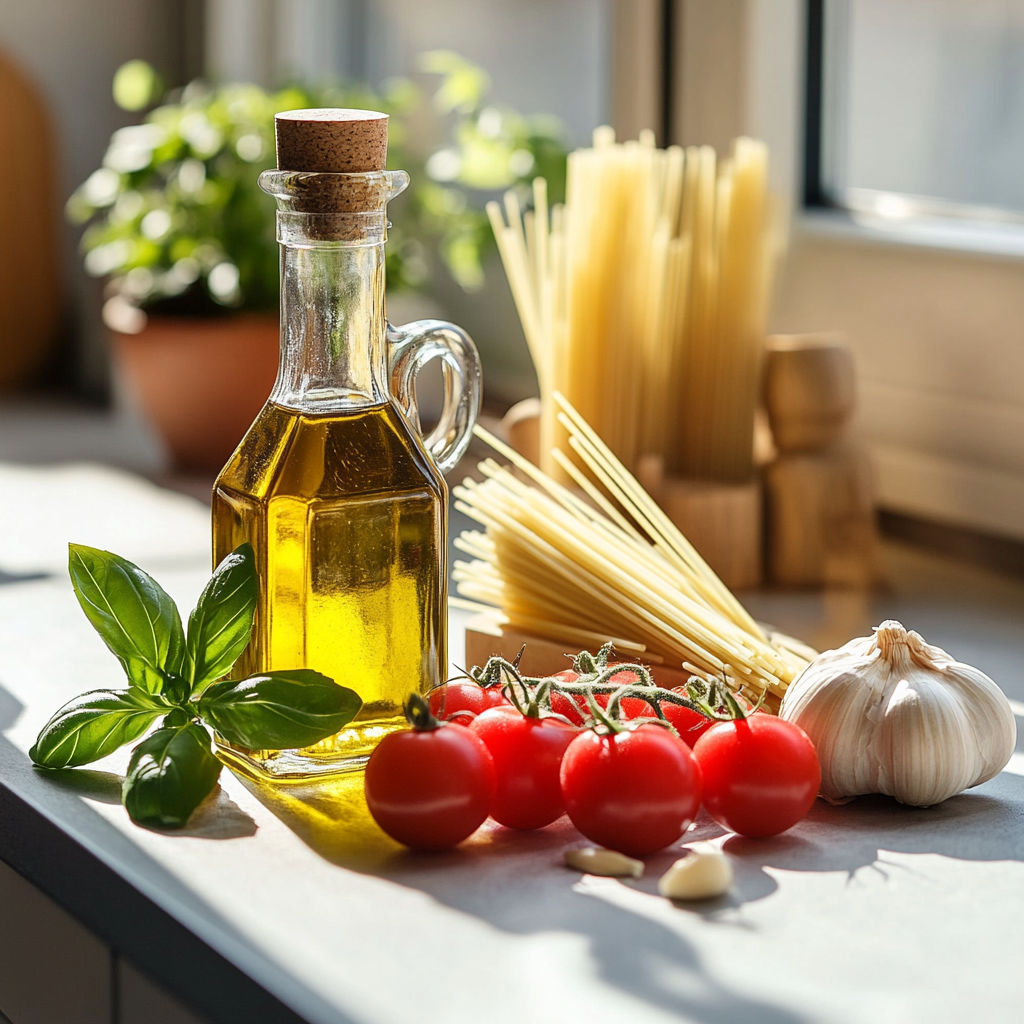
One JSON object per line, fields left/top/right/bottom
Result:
{"left": 559, "top": 725, "right": 703, "bottom": 856}
{"left": 693, "top": 715, "right": 820, "bottom": 837}
{"left": 549, "top": 667, "right": 658, "bottom": 725}
{"left": 469, "top": 707, "right": 576, "bottom": 829}
{"left": 549, "top": 669, "right": 585, "bottom": 724}
{"left": 428, "top": 681, "right": 509, "bottom": 721}
{"left": 660, "top": 694, "right": 715, "bottom": 748}
{"left": 364, "top": 722, "right": 496, "bottom": 849}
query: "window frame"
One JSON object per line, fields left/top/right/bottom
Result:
{"left": 661, "top": 0, "right": 1024, "bottom": 542}
{"left": 800, "top": 0, "right": 1024, "bottom": 262}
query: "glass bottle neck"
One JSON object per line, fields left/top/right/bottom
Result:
{"left": 271, "top": 239, "right": 387, "bottom": 412}
{"left": 258, "top": 168, "right": 410, "bottom": 415}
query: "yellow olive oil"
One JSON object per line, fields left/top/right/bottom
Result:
{"left": 212, "top": 400, "right": 447, "bottom": 778}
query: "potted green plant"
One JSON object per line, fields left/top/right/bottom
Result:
{"left": 68, "top": 55, "right": 566, "bottom": 472}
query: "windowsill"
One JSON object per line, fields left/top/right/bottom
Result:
{"left": 798, "top": 207, "right": 1024, "bottom": 263}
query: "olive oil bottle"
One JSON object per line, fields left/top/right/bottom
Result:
{"left": 213, "top": 109, "right": 480, "bottom": 779}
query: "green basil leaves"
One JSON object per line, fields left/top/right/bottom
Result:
{"left": 68, "top": 545, "right": 186, "bottom": 693}
{"left": 122, "top": 724, "right": 224, "bottom": 829}
{"left": 32, "top": 543, "right": 363, "bottom": 829}
{"left": 199, "top": 670, "right": 363, "bottom": 750}
{"left": 29, "top": 689, "right": 167, "bottom": 769}
{"left": 186, "top": 544, "right": 259, "bottom": 693}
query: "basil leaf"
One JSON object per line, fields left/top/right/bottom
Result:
{"left": 122, "top": 723, "right": 222, "bottom": 829}
{"left": 186, "top": 543, "right": 258, "bottom": 693}
{"left": 30, "top": 689, "right": 166, "bottom": 769}
{"left": 198, "top": 670, "right": 362, "bottom": 749}
{"left": 68, "top": 545, "right": 186, "bottom": 693}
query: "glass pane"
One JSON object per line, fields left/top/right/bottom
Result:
{"left": 823, "top": 0, "right": 1024, "bottom": 216}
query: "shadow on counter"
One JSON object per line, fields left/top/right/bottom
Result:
{"left": 236, "top": 761, "right": 1024, "bottom": 1024}
{"left": 238, "top": 769, "right": 803, "bottom": 1024}
{"left": 42, "top": 767, "right": 258, "bottom": 840}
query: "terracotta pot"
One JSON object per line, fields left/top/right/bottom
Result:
{"left": 111, "top": 314, "right": 279, "bottom": 472}
{"left": 0, "top": 48, "right": 61, "bottom": 391}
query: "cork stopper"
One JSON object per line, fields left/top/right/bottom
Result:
{"left": 275, "top": 108, "right": 388, "bottom": 173}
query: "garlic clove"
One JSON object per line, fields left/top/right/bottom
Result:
{"left": 564, "top": 845, "right": 644, "bottom": 878}
{"left": 658, "top": 847, "right": 733, "bottom": 900}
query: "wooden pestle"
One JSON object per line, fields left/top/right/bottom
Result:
{"left": 762, "top": 333, "right": 878, "bottom": 586}
{"left": 765, "top": 334, "right": 855, "bottom": 453}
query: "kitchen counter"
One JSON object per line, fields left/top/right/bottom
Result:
{"left": 2, "top": 461, "right": 1024, "bottom": 1024}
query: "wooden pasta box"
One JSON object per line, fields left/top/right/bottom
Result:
{"left": 462, "top": 615, "right": 693, "bottom": 688}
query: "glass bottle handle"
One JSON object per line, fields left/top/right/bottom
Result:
{"left": 387, "top": 319, "right": 482, "bottom": 474}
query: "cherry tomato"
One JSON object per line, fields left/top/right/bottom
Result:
{"left": 559, "top": 724, "right": 703, "bottom": 856}
{"left": 549, "top": 668, "right": 658, "bottom": 725}
{"left": 660, "top": 694, "right": 715, "bottom": 748}
{"left": 469, "top": 706, "right": 576, "bottom": 829}
{"left": 548, "top": 670, "right": 585, "bottom": 723}
{"left": 428, "top": 681, "right": 509, "bottom": 722}
{"left": 364, "top": 721, "right": 496, "bottom": 849}
{"left": 693, "top": 714, "right": 820, "bottom": 837}
{"left": 660, "top": 687, "right": 762, "bottom": 747}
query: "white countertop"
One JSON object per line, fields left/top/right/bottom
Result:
{"left": 2, "top": 461, "right": 1024, "bottom": 1024}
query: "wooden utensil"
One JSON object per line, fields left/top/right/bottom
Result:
{"left": 765, "top": 334, "right": 855, "bottom": 453}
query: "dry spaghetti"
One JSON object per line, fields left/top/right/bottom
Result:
{"left": 453, "top": 393, "right": 810, "bottom": 707}
{"left": 487, "top": 130, "right": 782, "bottom": 483}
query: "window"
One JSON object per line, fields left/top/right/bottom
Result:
{"left": 760, "top": 0, "right": 1024, "bottom": 542}
{"left": 808, "top": 0, "right": 1024, "bottom": 234}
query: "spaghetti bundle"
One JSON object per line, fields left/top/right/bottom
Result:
{"left": 487, "top": 129, "right": 780, "bottom": 482}
{"left": 453, "top": 393, "right": 810, "bottom": 706}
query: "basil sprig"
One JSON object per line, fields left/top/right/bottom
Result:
{"left": 31, "top": 543, "right": 362, "bottom": 828}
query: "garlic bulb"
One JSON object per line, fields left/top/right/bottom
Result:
{"left": 779, "top": 620, "right": 1016, "bottom": 807}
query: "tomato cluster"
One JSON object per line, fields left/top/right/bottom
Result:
{"left": 364, "top": 649, "right": 821, "bottom": 853}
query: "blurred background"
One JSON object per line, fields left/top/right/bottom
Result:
{"left": 4, "top": 0, "right": 1024, "bottom": 579}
